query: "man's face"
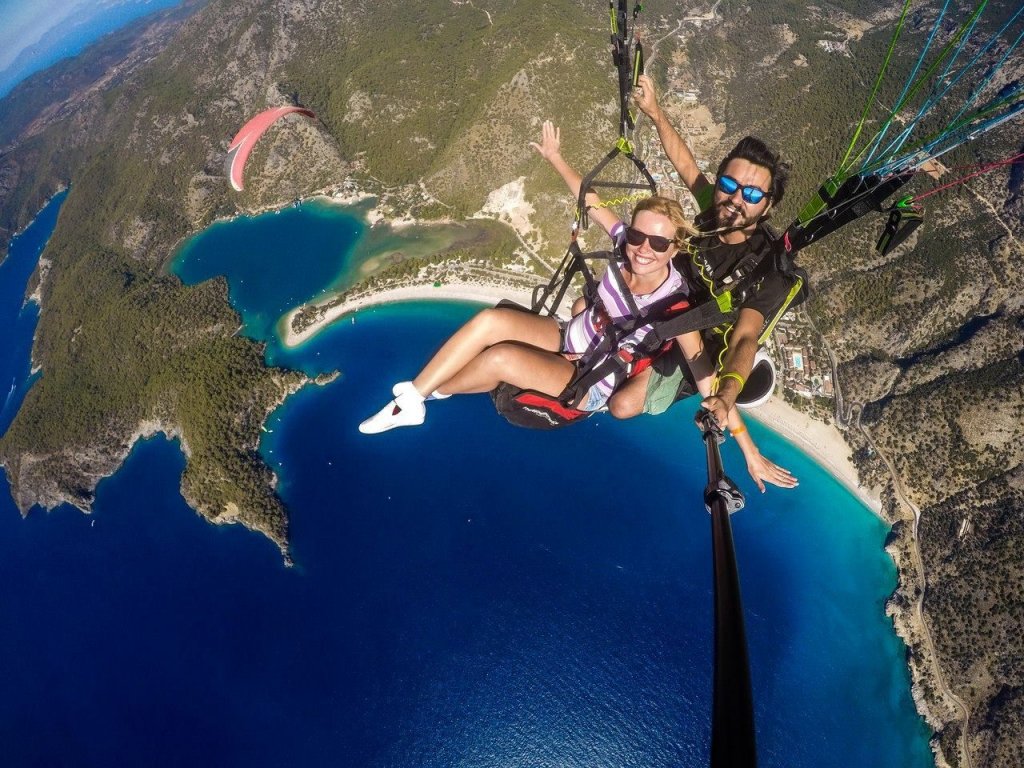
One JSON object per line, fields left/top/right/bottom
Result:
{"left": 713, "top": 158, "right": 773, "bottom": 236}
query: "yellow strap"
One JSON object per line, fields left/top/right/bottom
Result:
{"left": 757, "top": 275, "right": 804, "bottom": 344}
{"left": 713, "top": 371, "right": 746, "bottom": 394}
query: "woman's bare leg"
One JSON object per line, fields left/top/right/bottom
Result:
{"left": 606, "top": 368, "right": 651, "bottom": 419}
{"left": 440, "top": 342, "right": 576, "bottom": 396}
{"left": 412, "top": 307, "right": 561, "bottom": 396}
{"left": 359, "top": 309, "right": 566, "bottom": 435}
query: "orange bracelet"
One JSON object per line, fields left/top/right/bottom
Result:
{"left": 730, "top": 425, "right": 748, "bottom": 436}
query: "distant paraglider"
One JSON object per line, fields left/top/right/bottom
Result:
{"left": 224, "top": 106, "right": 316, "bottom": 192}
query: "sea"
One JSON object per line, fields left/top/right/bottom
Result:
{"left": 0, "top": 192, "right": 936, "bottom": 767}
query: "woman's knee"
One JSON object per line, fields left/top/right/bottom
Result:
{"left": 475, "top": 341, "right": 518, "bottom": 374}
{"left": 468, "top": 307, "right": 517, "bottom": 343}
{"left": 607, "top": 389, "right": 644, "bottom": 420}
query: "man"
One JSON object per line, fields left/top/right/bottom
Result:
{"left": 607, "top": 74, "right": 806, "bottom": 430}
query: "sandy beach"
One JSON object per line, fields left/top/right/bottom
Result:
{"left": 282, "top": 282, "right": 875, "bottom": 510}
{"left": 747, "top": 398, "right": 881, "bottom": 515}
{"left": 281, "top": 281, "right": 550, "bottom": 348}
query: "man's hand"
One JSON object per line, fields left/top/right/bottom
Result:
{"left": 700, "top": 394, "right": 730, "bottom": 429}
{"left": 633, "top": 74, "right": 662, "bottom": 119}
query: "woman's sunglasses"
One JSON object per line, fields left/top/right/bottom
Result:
{"left": 625, "top": 226, "right": 675, "bottom": 252}
{"left": 717, "top": 175, "right": 768, "bottom": 205}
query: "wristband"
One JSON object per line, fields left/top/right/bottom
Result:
{"left": 730, "top": 425, "right": 747, "bottom": 437}
{"left": 716, "top": 371, "right": 746, "bottom": 392}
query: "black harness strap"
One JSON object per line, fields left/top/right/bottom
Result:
{"left": 532, "top": 0, "right": 651, "bottom": 318}
{"left": 531, "top": 242, "right": 613, "bottom": 317}
{"left": 875, "top": 204, "right": 923, "bottom": 255}
{"left": 783, "top": 171, "right": 914, "bottom": 253}
{"left": 559, "top": 248, "right": 780, "bottom": 408}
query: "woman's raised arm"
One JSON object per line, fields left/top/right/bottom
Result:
{"left": 530, "top": 120, "right": 621, "bottom": 237}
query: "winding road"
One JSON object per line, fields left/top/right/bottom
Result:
{"left": 822, "top": 328, "right": 973, "bottom": 768}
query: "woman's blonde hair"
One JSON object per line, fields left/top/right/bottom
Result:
{"left": 630, "top": 195, "right": 696, "bottom": 248}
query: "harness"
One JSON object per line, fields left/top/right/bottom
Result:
{"left": 492, "top": 235, "right": 790, "bottom": 428}
{"left": 559, "top": 268, "right": 695, "bottom": 408}
{"left": 687, "top": 219, "right": 808, "bottom": 370}
{"left": 490, "top": 0, "right": 804, "bottom": 428}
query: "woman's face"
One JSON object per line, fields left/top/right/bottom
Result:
{"left": 625, "top": 209, "right": 678, "bottom": 277}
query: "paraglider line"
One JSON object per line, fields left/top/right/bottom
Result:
{"left": 909, "top": 153, "right": 1024, "bottom": 203}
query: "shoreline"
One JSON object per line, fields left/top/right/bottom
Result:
{"left": 280, "top": 281, "right": 545, "bottom": 348}
{"left": 746, "top": 397, "right": 882, "bottom": 516}
{"left": 281, "top": 281, "right": 876, "bottom": 511}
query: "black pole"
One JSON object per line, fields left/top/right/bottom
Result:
{"left": 697, "top": 409, "right": 757, "bottom": 768}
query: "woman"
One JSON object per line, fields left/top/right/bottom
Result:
{"left": 359, "top": 121, "right": 795, "bottom": 492}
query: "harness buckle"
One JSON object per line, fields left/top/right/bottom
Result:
{"left": 616, "top": 344, "right": 637, "bottom": 375}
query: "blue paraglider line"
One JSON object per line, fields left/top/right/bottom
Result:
{"left": 860, "top": 0, "right": 953, "bottom": 170}
{"left": 872, "top": 94, "right": 1024, "bottom": 177}
{"left": 866, "top": 1, "right": 1005, "bottom": 167}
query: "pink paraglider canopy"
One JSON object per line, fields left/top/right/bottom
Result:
{"left": 225, "top": 106, "right": 316, "bottom": 191}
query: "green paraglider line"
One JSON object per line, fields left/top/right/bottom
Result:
{"left": 869, "top": 91, "right": 1024, "bottom": 177}
{"left": 787, "top": 0, "right": 1023, "bottom": 252}
{"left": 856, "top": 0, "right": 992, "bottom": 172}
{"left": 865, "top": 0, "right": 1023, "bottom": 172}
{"left": 836, "top": 0, "right": 914, "bottom": 177}
{"left": 933, "top": 14, "right": 1024, "bottom": 147}
{"left": 859, "top": 0, "right": 954, "bottom": 170}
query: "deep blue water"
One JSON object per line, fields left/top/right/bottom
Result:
{"left": 0, "top": 189, "right": 65, "bottom": 435}
{"left": 0, "top": 199, "right": 934, "bottom": 767}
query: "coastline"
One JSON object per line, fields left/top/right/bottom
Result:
{"left": 747, "top": 397, "right": 882, "bottom": 516}
{"left": 280, "top": 281, "right": 543, "bottom": 348}
{"left": 281, "top": 280, "right": 875, "bottom": 512}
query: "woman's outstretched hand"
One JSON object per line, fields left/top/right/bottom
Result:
{"left": 744, "top": 449, "right": 798, "bottom": 493}
{"left": 529, "top": 120, "right": 561, "bottom": 162}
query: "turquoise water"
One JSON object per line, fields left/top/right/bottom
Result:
{"left": 0, "top": 199, "right": 934, "bottom": 766}
{"left": 172, "top": 199, "right": 365, "bottom": 341}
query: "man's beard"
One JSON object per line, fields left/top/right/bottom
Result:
{"left": 714, "top": 199, "right": 759, "bottom": 233}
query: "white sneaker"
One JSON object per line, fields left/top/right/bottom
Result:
{"left": 359, "top": 382, "right": 426, "bottom": 434}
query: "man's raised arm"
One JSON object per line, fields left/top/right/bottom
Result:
{"left": 634, "top": 74, "right": 713, "bottom": 202}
